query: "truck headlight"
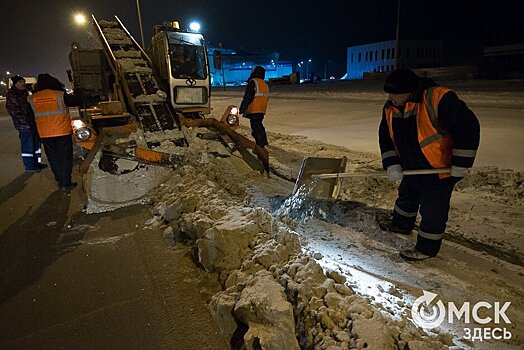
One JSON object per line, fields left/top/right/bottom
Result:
{"left": 220, "top": 105, "right": 240, "bottom": 129}
{"left": 75, "top": 127, "right": 91, "bottom": 141}
{"left": 72, "top": 119, "right": 86, "bottom": 129}
{"left": 226, "top": 114, "right": 239, "bottom": 126}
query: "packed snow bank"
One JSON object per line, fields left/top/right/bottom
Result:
{"left": 146, "top": 150, "right": 454, "bottom": 349}
{"left": 84, "top": 153, "right": 171, "bottom": 214}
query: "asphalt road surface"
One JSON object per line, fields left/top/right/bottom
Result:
{"left": 0, "top": 101, "right": 228, "bottom": 349}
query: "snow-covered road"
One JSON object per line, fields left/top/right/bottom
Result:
{"left": 211, "top": 79, "right": 524, "bottom": 171}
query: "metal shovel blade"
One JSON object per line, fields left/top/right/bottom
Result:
{"left": 293, "top": 157, "right": 347, "bottom": 199}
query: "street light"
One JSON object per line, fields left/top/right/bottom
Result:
{"left": 74, "top": 13, "right": 87, "bottom": 25}
{"left": 306, "top": 59, "right": 311, "bottom": 79}
{"left": 394, "top": 0, "right": 401, "bottom": 69}
{"left": 4, "top": 71, "right": 10, "bottom": 91}
{"left": 136, "top": 0, "right": 145, "bottom": 49}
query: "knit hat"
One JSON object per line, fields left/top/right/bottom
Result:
{"left": 11, "top": 75, "right": 25, "bottom": 85}
{"left": 383, "top": 68, "right": 419, "bottom": 94}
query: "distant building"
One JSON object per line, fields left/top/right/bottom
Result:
{"left": 345, "top": 39, "right": 443, "bottom": 80}
{"left": 208, "top": 47, "right": 293, "bottom": 86}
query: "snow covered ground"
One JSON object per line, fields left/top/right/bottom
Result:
{"left": 144, "top": 79, "right": 522, "bottom": 349}
{"left": 212, "top": 79, "right": 524, "bottom": 171}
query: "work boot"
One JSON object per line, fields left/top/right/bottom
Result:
{"left": 60, "top": 182, "right": 78, "bottom": 192}
{"left": 399, "top": 247, "right": 436, "bottom": 261}
{"left": 38, "top": 163, "right": 49, "bottom": 169}
{"left": 25, "top": 168, "right": 41, "bottom": 173}
{"left": 378, "top": 219, "right": 413, "bottom": 235}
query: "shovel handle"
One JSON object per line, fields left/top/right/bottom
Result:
{"left": 403, "top": 168, "right": 451, "bottom": 175}
{"left": 312, "top": 168, "right": 451, "bottom": 180}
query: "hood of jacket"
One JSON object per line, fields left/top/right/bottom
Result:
{"left": 409, "top": 77, "right": 438, "bottom": 103}
{"left": 249, "top": 66, "right": 266, "bottom": 80}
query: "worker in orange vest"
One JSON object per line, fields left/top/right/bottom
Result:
{"left": 239, "top": 66, "right": 269, "bottom": 148}
{"left": 378, "top": 68, "right": 480, "bottom": 260}
{"left": 28, "top": 73, "right": 84, "bottom": 192}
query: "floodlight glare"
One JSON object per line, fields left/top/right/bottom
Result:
{"left": 189, "top": 22, "right": 201, "bottom": 32}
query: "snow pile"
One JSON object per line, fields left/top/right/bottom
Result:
{"left": 117, "top": 58, "right": 152, "bottom": 74}
{"left": 337, "top": 166, "right": 524, "bottom": 208}
{"left": 98, "top": 20, "right": 118, "bottom": 28}
{"left": 456, "top": 166, "right": 524, "bottom": 205}
{"left": 114, "top": 49, "right": 142, "bottom": 59}
{"left": 133, "top": 92, "right": 167, "bottom": 104}
{"left": 102, "top": 27, "right": 133, "bottom": 45}
{"left": 338, "top": 176, "right": 397, "bottom": 208}
{"left": 147, "top": 154, "right": 451, "bottom": 349}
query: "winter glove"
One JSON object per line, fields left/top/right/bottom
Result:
{"left": 387, "top": 164, "right": 403, "bottom": 181}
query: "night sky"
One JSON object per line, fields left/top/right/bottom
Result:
{"left": 1, "top": 0, "right": 523, "bottom": 81}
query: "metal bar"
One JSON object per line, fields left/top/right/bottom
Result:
{"left": 114, "top": 15, "right": 153, "bottom": 66}
{"left": 91, "top": 15, "right": 118, "bottom": 78}
{"left": 183, "top": 117, "right": 269, "bottom": 172}
{"left": 79, "top": 129, "right": 106, "bottom": 174}
{"left": 135, "top": 0, "right": 145, "bottom": 49}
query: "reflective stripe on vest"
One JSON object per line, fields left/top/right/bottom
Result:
{"left": 246, "top": 78, "right": 269, "bottom": 114}
{"left": 385, "top": 87, "right": 453, "bottom": 178}
{"left": 28, "top": 90, "right": 71, "bottom": 138}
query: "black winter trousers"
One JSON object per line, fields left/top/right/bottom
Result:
{"left": 392, "top": 175, "right": 460, "bottom": 256}
{"left": 41, "top": 135, "right": 73, "bottom": 188}
{"left": 245, "top": 113, "right": 268, "bottom": 147}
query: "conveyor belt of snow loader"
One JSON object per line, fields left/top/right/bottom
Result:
{"left": 92, "top": 15, "right": 180, "bottom": 145}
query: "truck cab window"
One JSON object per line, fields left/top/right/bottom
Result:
{"left": 169, "top": 44, "right": 206, "bottom": 80}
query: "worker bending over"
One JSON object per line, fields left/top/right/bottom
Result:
{"left": 378, "top": 68, "right": 480, "bottom": 261}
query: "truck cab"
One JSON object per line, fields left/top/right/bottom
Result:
{"left": 150, "top": 22, "right": 211, "bottom": 115}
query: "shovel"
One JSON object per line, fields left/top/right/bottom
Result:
{"left": 293, "top": 156, "right": 451, "bottom": 199}
{"left": 311, "top": 167, "right": 451, "bottom": 180}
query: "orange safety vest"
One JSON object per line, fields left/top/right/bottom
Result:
{"left": 246, "top": 78, "right": 269, "bottom": 114}
{"left": 28, "top": 90, "right": 71, "bottom": 138}
{"left": 385, "top": 87, "right": 453, "bottom": 178}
